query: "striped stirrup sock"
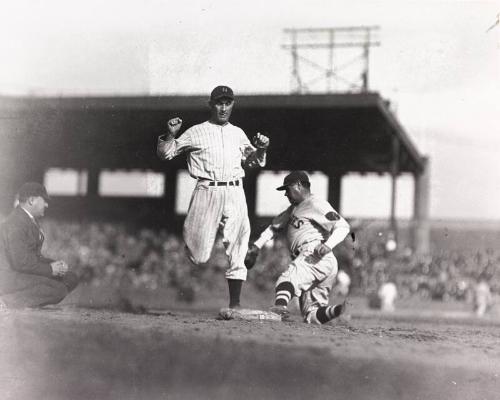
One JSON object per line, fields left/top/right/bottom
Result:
{"left": 274, "top": 281, "right": 294, "bottom": 306}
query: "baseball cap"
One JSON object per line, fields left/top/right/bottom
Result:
{"left": 17, "top": 182, "right": 50, "bottom": 202}
{"left": 276, "top": 171, "right": 310, "bottom": 191}
{"left": 210, "top": 85, "right": 234, "bottom": 101}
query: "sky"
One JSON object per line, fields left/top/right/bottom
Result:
{"left": 1, "top": 0, "right": 499, "bottom": 220}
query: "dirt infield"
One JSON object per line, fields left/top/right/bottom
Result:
{"left": 1, "top": 306, "right": 499, "bottom": 400}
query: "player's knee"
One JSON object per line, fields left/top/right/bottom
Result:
{"left": 185, "top": 246, "right": 210, "bottom": 265}
{"left": 189, "top": 255, "right": 210, "bottom": 265}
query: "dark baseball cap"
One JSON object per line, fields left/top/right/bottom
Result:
{"left": 17, "top": 182, "right": 50, "bottom": 202}
{"left": 210, "top": 85, "right": 234, "bottom": 101}
{"left": 276, "top": 171, "right": 310, "bottom": 191}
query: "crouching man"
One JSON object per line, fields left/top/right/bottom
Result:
{"left": 0, "top": 182, "right": 78, "bottom": 311}
{"left": 245, "top": 171, "right": 350, "bottom": 324}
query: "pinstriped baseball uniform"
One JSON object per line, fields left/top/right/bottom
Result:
{"left": 270, "top": 195, "right": 350, "bottom": 320}
{"left": 157, "top": 120, "right": 266, "bottom": 281}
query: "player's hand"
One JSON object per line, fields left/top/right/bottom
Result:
{"left": 314, "top": 243, "right": 332, "bottom": 258}
{"left": 167, "top": 117, "right": 183, "bottom": 137}
{"left": 252, "top": 133, "right": 269, "bottom": 150}
{"left": 245, "top": 243, "right": 260, "bottom": 270}
{"left": 51, "top": 260, "right": 69, "bottom": 277}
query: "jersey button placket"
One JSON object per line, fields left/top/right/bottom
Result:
{"left": 220, "top": 125, "right": 226, "bottom": 180}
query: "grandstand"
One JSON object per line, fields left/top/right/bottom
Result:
{"left": 0, "top": 92, "right": 429, "bottom": 252}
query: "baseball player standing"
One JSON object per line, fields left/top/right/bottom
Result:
{"left": 245, "top": 171, "right": 350, "bottom": 324}
{"left": 157, "top": 86, "right": 270, "bottom": 309}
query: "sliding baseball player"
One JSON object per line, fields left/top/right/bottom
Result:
{"left": 245, "top": 171, "right": 350, "bottom": 324}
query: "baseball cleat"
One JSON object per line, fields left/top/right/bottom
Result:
{"left": 332, "top": 300, "right": 347, "bottom": 318}
{"left": 219, "top": 307, "right": 236, "bottom": 320}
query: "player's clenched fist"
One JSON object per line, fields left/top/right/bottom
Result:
{"left": 245, "top": 243, "right": 260, "bottom": 269}
{"left": 167, "top": 117, "right": 183, "bottom": 137}
{"left": 252, "top": 132, "right": 270, "bottom": 150}
{"left": 51, "top": 260, "right": 69, "bottom": 277}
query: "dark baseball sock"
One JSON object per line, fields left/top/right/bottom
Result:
{"left": 227, "top": 279, "right": 243, "bottom": 308}
{"left": 274, "top": 281, "right": 294, "bottom": 306}
{"left": 315, "top": 303, "right": 345, "bottom": 324}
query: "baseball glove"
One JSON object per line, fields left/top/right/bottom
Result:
{"left": 244, "top": 243, "right": 260, "bottom": 270}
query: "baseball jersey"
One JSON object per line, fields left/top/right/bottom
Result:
{"left": 157, "top": 121, "right": 266, "bottom": 180}
{"left": 270, "top": 195, "right": 348, "bottom": 256}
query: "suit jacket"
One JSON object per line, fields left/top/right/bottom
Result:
{"left": 0, "top": 206, "right": 54, "bottom": 278}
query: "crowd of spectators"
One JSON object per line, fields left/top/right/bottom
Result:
{"left": 29, "top": 218, "right": 499, "bottom": 306}
{"left": 335, "top": 226, "right": 500, "bottom": 303}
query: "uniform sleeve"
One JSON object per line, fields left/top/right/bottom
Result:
{"left": 311, "top": 201, "right": 344, "bottom": 232}
{"left": 254, "top": 207, "right": 291, "bottom": 248}
{"left": 270, "top": 207, "right": 292, "bottom": 232}
{"left": 239, "top": 130, "right": 266, "bottom": 169}
{"left": 4, "top": 225, "right": 53, "bottom": 277}
{"left": 157, "top": 128, "right": 194, "bottom": 160}
{"left": 311, "top": 201, "right": 350, "bottom": 248}
{"left": 323, "top": 217, "right": 350, "bottom": 249}
{"left": 313, "top": 201, "right": 350, "bottom": 245}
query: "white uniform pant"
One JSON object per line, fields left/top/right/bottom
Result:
{"left": 276, "top": 242, "right": 338, "bottom": 321}
{"left": 183, "top": 179, "right": 250, "bottom": 281}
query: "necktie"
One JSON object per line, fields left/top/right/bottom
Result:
{"left": 33, "top": 219, "right": 44, "bottom": 243}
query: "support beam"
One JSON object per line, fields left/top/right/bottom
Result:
{"left": 327, "top": 173, "right": 342, "bottom": 212}
{"left": 389, "top": 135, "right": 400, "bottom": 242}
{"left": 87, "top": 167, "right": 100, "bottom": 197}
{"left": 412, "top": 157, "right": 430, "bottom": 254}
{"left": 163, "top": 168, "right": 178, "bottom": 228}
{"left": 81, "top": 166, "right": 100, "bottom": 220}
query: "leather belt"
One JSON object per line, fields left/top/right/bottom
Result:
{"left": 207, "top": 180, "right": 240, "bottom": 187}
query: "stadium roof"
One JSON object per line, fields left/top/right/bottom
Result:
{"left": 0, "top": 92, "right": 424, "bottom": 174}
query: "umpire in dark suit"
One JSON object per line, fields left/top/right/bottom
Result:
{"left": 0, "top": 182, "right": 78, "bottom": 309}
